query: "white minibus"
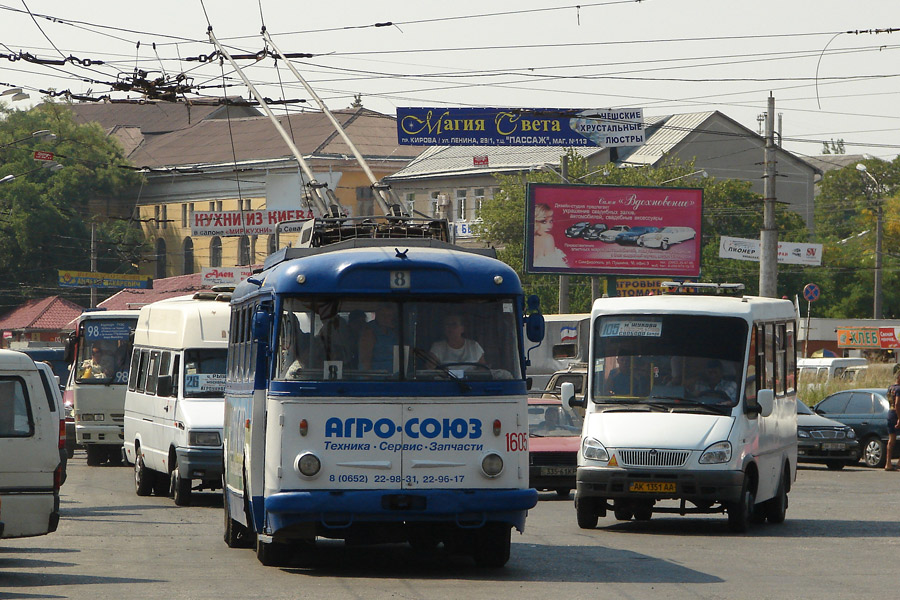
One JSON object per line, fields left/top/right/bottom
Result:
{"left": 123, "top": 291, "right": 231, "bottom": 506}
{"left": 0, "top": 350, "right": 63, "bottom": 539}
{"left": 569, "top": 283, "right": 798, "bottom": 532}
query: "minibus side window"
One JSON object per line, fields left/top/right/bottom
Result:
{"left": 745, "top": 325, "right": 758, "bottom": 402}
{"left": 146, "top": 351, "right": 161, "bottom": 396}
{"left": 128, "top": 350, "right": 141, "bottom": 391}
{"left": 764, "top": 323, "right": 775, "bottom": 390}
{"left": 775, "top": 323, "right": 786, "bottom": 396}
{"left": 171, "top": 354, "right": 180, "bottom": 397}
{"left": 0, "top": 378, "right": 33, "bottom": 437}
{"left": 135, "top": 349, "right": 150, "bottom": 393}
{"left": 785, "top": 321, "right": 796, "bottom": 393}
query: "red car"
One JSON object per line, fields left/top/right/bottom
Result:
{"left": 528, "top": 398, "right": 582, "bottom": 498}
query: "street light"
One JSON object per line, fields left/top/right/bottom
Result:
{"left": 660, "top": 170, "right": 708, "bottom": 185}
{"left": 0, "top": 129, "right": 57, "bottom": 150}
{"left": 0, "top": 160, "right": 63, "bottom": 184}
{"left": 856, "top": 163, "right": 884, "bottom": 319}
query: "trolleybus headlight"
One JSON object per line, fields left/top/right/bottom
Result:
{"left": 481, "top": 452, "right": 503, "bottom": 477}
{"left": 581, "top": 437, "right": 609, "bottom": 462}
{"left": 699, "top": 441, "right": 732, "bottom": 464}
{"left": 188, "top": 431, "right": 221, "bottom": 446}
{"left": 295, "top": 452, "right": 321, "bottom": 477}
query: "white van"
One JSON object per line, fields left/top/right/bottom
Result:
{"left": 797, "top": 357, "right": 867, "bottom": 382}
{"left": 568, "top": 283, "right": 798, "bottom": 532}
{"left": 123, "top": 291, "right": 231, "bottom": 506}
{"left": 0, "top": 350, "right": 63, "bottom": 539}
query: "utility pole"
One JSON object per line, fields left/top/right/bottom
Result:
{"left": 90, "top": 222, "right": 97, "bottom": 308}
{"left": 759, "top": 94, "right": 778, "bottom": 298}
{"left": 558, "top": 155, "right": 570, "bottom": 313}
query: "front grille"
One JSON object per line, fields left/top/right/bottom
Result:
{"left": 111, "top": 413, "right": 124, "bottom": 423}
{"left": 807, "top": 428, "right": 847, "bottom": 439}
{"left": 530, "top": 451, "right": 577, "bottom": 466}
{"left": 617, "top": 449, "right": 689, "bottom": 468}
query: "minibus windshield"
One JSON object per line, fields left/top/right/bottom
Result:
{"left": 275, "top": 297, "right": 522, "bottom": 382}
{"left": 592, "top": 314, "right": 748, "bottom": 409}
{"left": 74, "top": 318, "right": 135, "bottom": 385}
{"left": 184, "top": 349, "right": 227, "bottom": 398}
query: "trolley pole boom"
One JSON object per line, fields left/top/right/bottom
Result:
{"left": 262, "top": 28, "right": 406, "bottom": 218}
{"left": 207, "top": 27, "right": 341, "bottom": 218}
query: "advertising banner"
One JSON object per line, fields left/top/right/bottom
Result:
{"left": 525, "top": 183, "right": 702, "bottom": 277}
{"left": 718, "top": 236, "right": 823, "bottom": 266}
{"left": 191, "top": 209, "right": 314, "bottom": 237}
{"left": 58, "top": 270, "right": 151, "bottom": 289}
{"left": 837, "top": 327, "right": 900, "bottom": 349}
{"left": 200, "top": 266, "right": 254, "bottom": 286}
{"left": 396, "top": 107, "right": 644, "bottom": 147}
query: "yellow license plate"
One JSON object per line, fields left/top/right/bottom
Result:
{"left": 629, "top": 481, "right": 676, "bottom": 493}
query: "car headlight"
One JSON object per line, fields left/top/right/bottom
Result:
{"left": 845, "top": 428, "right": 856, "bottom": 440}
{"left": 188, "top": 431, "right": 221, "bottom": 446}
{"left": 798, "top": 429, "right": 810, "bottom": 438}
{"left": 699, "top": 441, "right": 732, "bottom": 464}
{"left": 582, "top": 437, "right": 609, "bottom": 462}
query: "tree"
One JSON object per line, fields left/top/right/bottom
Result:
{"left": 821, "top": 139, "right": 846, "bottom": 155}
{"left": 0, "top": 101, "right": 146, "bottom": 311}
{"left": 476, "top": 150, "right": 809, "bottom": 313}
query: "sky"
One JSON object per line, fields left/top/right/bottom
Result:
{"left": 1, "top": 0, "right": 899, "bottom": 162}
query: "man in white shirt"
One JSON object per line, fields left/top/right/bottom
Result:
{"left": 427, "top": 314, "right": 486, "bottom": 367}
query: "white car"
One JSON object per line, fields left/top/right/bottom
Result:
{"left": 637, "top": 226, "right": 696, "bottom": 250}
{"left": 598, "top": 225, "right": 630, "bottom": 242}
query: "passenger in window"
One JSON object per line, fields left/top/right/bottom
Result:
{"left": 81, "top": 343, "right": 114, "bottom": 379}
{"left": 358, "top": 304, "right": 398, "bottom": 371}
{"left": 424, "top": 313, "right": 486, "bottom": 369}
{"left": 692, "top": 359, "right": 738, "bottom": 403}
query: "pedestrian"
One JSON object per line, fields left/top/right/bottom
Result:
{"left": 885, "top": 372, "right": 900, "bottom": 471}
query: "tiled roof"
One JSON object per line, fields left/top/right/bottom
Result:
{"left": 0, "top": 296, "right": 85, "bottom": 331}
{"left": 98, "top": 273, "right": 208, "bottom": 310}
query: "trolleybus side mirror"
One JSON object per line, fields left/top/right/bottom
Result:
{"left": 524, "top": 295, "right": 545, "bottom": 343}
{"left": 253, "top": 310, "right": 272, "bottom": 344}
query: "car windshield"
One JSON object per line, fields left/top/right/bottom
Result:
{"left": 796, "top": 399, "right": 813, "bottom": 415}
{"left": 528, "top": 403, "right": 582, "bottom": 437}
{"left": 275, "top": 297, "right": 522, "bottom": 382}
{"left": 592, "top": 314, "right": 748, "bottom": 412}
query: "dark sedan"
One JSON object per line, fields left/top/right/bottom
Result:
{"left": 812, "top": 388, "right": 894, "bottom": 468}
{"left": 797, "top": 399, "right": 858, "bottom": 470}
{"left": 564, "top": 221, "right": 591, "bottom": 238}
{"left": 580, "top": 223, "right": 608, "bottom": 241}
{"left": 615, "top": 226, "right": 660, "bottom": 245}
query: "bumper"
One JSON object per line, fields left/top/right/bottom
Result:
{"left": 576, "top": 466, "right": 744, "bottom": 503}
{"left": 175, "top": 446, "right": 223, "bottom": 481}
{"left": 798, "top": 440, "right": 859, "bottom": 463}
{"left": 75, "top": 423, "right": 123, "bottom": 445}
{"left": 264, "top": 488, "right": 538, "bottom": 534}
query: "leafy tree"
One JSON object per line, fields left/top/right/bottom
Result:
{"left": 0, "top": 101, "right": 146, "bottom": 311}
{"left": 821, "top": 138, "right": 846, "bottom": 155}
{"left": 476, "top": 150, "right": 808, "bottom": 313}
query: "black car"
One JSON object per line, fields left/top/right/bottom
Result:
{"left": 812, "top": 388, "right": 894, "bottom": 468}
{"left": 580, "top": 223, "right": 609, "bottom": 241}
{"left": 614, "top": 226, "right": 660, "bottom": 245}
{"left": 564, "top": 221, "right": 591, "bottom": 238}
{"left": 797, "top": 399, "right": 859, "bottom": 470}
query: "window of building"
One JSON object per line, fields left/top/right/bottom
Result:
{"left": 216, "top": 200, "right": 223, "bottom": 211}
{"left": 474, "top": 188, "right": 485, "bottom": 217}
{"left": 155, "top": 238, "right": 167, "bottom": 279}
{"left": 155, "top": 206, "right": 161, "bottom": 230}
{"left": 161, "top": 205, "right": 167, "bottom": 230}
{"left": 456, "top": 189, "right": 467, "bottom": 221}
{"left": 357, "top": 186, "right": 375, "bottom": 216}
{"left": 182, "top": 237, "right": 194, "bottom": 275}
{"left": 238, "top": 235, "right": 251, "bottom": 266}
{"left": 182, "top": 204, "right": 188, "bottom": 227}
{"left": 209, "top": 201, "right": 215, "bottom": 211}
{"left": 405, "top": 192, "right": 416, "bottom": 216}
{"left": 430, "top": 191, "right": 440, "bottom": 218}
{"left": 210, "top": 237, "right": 222, "bottom": 268}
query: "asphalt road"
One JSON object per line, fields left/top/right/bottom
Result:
{"left": 2, "top": 453, "right": 899, "bottom": 600}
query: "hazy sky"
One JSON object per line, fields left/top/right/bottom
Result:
{"left": 2, "top": 0, "right": 898, "bottom": 161}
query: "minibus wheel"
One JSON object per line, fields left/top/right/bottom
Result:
{"left": 765, "top": 471, "right": 788, "bottom": 524}
{"left": 134, "top": 451, "right": 153, "bottom": 496}
{"left": 727, "top": 474, "right": 756, "bottom": 533}
{"left": 575, "top": 497, "right": 599, "bottom": 529}
{"left": 171, "top": 463, "right": 192, "bottom": 506}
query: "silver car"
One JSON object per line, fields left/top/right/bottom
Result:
{"left": 637, "top": 226, "right": 696, "bottom": 250}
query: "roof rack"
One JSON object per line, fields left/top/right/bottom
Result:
{"left": 660, "top": 281, "right": 745, "bottom": 296}
{"left": 294, "top": 216, "right": 450, "bottom": 249}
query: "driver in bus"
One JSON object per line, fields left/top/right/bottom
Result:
{"left": 80, "top": 343, "right": 114, "bottom": 379}
{"left": 691, "top": 359, "right": 738, "bottom": 403}
{"left": 424, "top": 313, "right": 486, "bottom": 369}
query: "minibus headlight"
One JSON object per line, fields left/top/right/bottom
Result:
{"left": 581, "top": 437, "right": 609, "bottom": 462}
{"left": 295, "top": 452, "right": 321, "bottom": 477}
{"left": 188, "top": 431, "right": 221, "bottom": 446}
{"left": 699, "top": 441, "right": 732, "bottom": 464}
{"left": 481, "top": 453, "right": 503, "bottom": 477}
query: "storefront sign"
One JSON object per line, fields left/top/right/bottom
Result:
{"left": 58, "top": 270, "right": 151, "bottom": 289}
{"left": 191, "top": 209, "right": 314, "bottom": 237}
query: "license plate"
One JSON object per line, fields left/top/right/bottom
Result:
{"left": 540, "top": 466, "right": 576, "bottom": 476}
{"left": 629, "top": 481, "right": 676, "bottom": 493}
{"left": 822, "top": 443, "right": 846, "bottom": 451}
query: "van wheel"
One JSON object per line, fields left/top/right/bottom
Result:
{"left": 825, "top": 460, "right": 845, "bottom": 471}
{"left": 862, "top": 437, "right": 886, "bottom": 468}
{"left": 171, "top": 464, "right": 192, "bottom": 506}
{"left": 576, "top": 497, "right": 599, "bottom": 529}
{"left": 727, "top": 474, "right": 755, "bottom": 533}
{"left": 613, "top": 501, "right": 633, "bottom": 521}
{"left": 134, "top": 453, "right": 154, "bottom": 496}
{"left": 765, "top": 472, "right": 788, "bottom": 524}
{"left": 633, "top": 502, "right": 653, "bottom": 521}
{"left": 555, "top": 488, "right": 570, "bottom": 498}
{"left": 86, "top": 445, "right": 105, "bottom": 466}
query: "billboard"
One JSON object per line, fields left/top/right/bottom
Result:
{"left": 396, "top": 108, "right": 644, "bottom": 147}
{"left": 191, "top": 209, "right": 314, "bottom": 237}
{"left": 525, "top": 183, "right": 703, "bottom": 277}
{"left": 59, "top": 270, "right": 151, "bottom": 289}
{"left": 837, "top": 327, "right": 900, "bottom": 349}
{"left": 719, "top": 236, "right": 823, "bottom": 266}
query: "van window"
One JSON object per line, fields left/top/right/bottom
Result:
{"left": 184, "top": 349, "right": 227, "bottom": 398}
{"left": 135, "top": 349, "right": 150, "bottom": 393}
{"left": 37, "top": 367, "right": 57, "bottom": 411}
{"left": 0, "top": 378, "right": 33, "bottom": 437}
{"left": 146, "top": 351, "right": 161, "bottom": 396}
{"left": 128, "top": 350, "right": 141, "bottom": 391}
